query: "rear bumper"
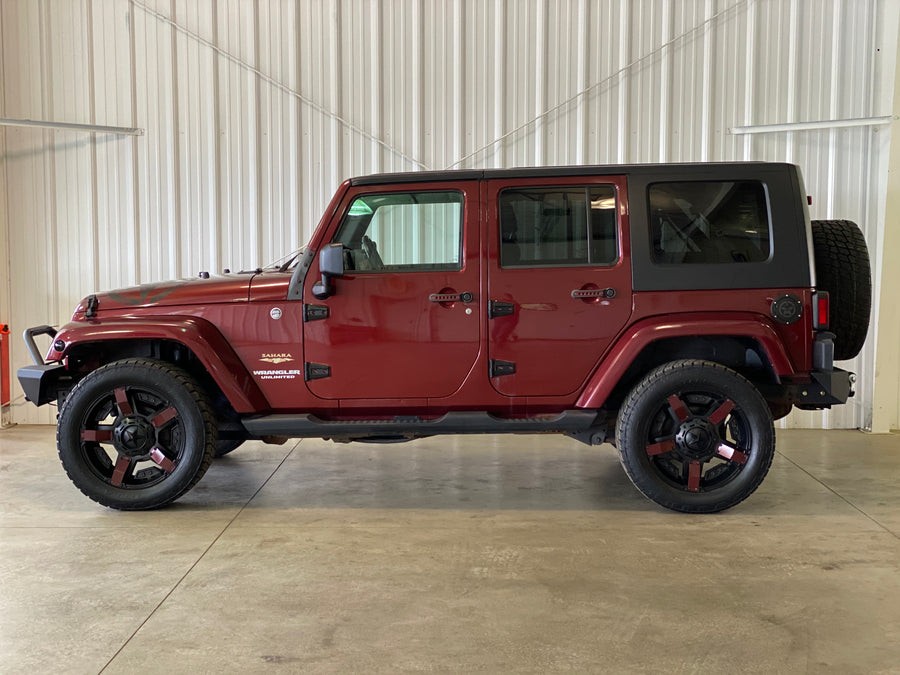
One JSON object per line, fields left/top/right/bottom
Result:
{"left": 785, "top": 367, "right": 854, "bottom": 409}
{"left": 779, "top": 330, "right": 854, "bottom": 409}
{"left": 760, "top": 364, "right": 854, "bottom": 410}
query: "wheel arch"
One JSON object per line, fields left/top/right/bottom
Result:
{"left": 576, "top": 313, "right": 796, "bottom": 411}
{"left": 52, "top": 316, "right": 268, "bottom": 414}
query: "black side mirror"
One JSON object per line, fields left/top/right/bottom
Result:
{"left": 312, "top": 243, "right": 345, "bottom": 299}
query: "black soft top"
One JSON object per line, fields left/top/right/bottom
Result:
{"left": 349, "top": 162, "right": 787, "bottom": 186}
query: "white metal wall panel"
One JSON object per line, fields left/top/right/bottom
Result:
{"left": 0, "top": 0, "right": 894, "bottom": 428}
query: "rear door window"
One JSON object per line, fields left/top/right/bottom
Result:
{"left": 648, "top": 181, "right": 771, "bottom": 264}
{"left": 498, "top": 186, "right": 618, "bottom": 268}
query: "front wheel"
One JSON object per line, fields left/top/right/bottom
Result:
{"left": 57, "top": 359, "right": 217, "bottom": 510}
{"left": 616, "top": 360, "right": 775, "bottom": 513}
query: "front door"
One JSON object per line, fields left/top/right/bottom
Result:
{"left": 303, "top": 182, "right": 480, "bottom": 400}
{"left": 485, "top": 176, "right": 633, "bottom": 397}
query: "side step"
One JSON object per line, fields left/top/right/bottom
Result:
{"left": 242, "top": 410, "right": 600, "bottom": 440}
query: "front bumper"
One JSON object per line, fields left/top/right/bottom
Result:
{"left": 18, "top": 362, "right": 68, "bottom": 406}
{"left": 17, "top": 325, "right": 69, "bottom": 407}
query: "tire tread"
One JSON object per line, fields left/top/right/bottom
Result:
{"left": 56, "top": 358, "right": 217, "bottom": 510}
{"left": 616, "top": 359, "right": 775, "bottom": 513}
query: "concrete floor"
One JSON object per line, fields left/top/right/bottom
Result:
{"left": 1, "top": 427, "right": 900, "bottom": 674}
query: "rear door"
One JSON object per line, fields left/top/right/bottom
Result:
{"left": 485, "top": 176, "right": 632, "bottom": 397}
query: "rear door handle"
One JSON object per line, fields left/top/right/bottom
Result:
{"left": 571, "top": 288, "right": 615, "bottom": 299}
{"left": 429, "top": 291, "right": 474, "bottom": 303}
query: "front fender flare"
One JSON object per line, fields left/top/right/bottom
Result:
{"left": 576, "top": 313, "right": 797, "bottom": 410}
{"left": 50, "top": 316, "right": 269, "bottom": 413}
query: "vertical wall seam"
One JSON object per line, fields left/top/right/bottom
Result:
{"left": 575, "top": 0, "right": 587, "bottom": 164}
{"left": 40, "top": 0, "right": 60, "bottom": 324}
{"left": 253, "top": 0, "right": 263, "bottom": 264}
{"left": 413, "top": 0, "right": 423, "bottom": 168}
{"left": 127, "top": 0, "right": 141, "bottom": 285}
{"left": 700, "top": 0, "right": 713, "bottom": 160}
{"left": 742, "top": 0, "right": 756, "bottom": 159}
{"left": 86, "top": 0, "right": 100, "bottom": 293}
{"left": 454, "top": 0, "right": 465, "bottom": 166}
{"left": 211, "top": 0, "right": 222, "bottom": 273}
{"left": 373, "top": 1, "right": 383, "bottom": 173}
{"left": 492, "top": 0, "right": 505, "bottom": 168}
{"left": 169, "top": 0, "right": 182, "bottom": 277}
{"left": 535, "top": 0, "right": 547, "bottom": 163}
{"left": 330, "top": 2, "right": 342, "bottom": 190}
{"left": 659, "top": 0, "right": 672, "bottom": 162}
{"left": 617, "top": 0, "right": 629, "bottom": 163}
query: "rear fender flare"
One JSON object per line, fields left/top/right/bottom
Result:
{"left": 50, "top": 316, "right": 268, "bottom": 413}
{"left": 576, "top": 313, "right": 796, "bottom": 409}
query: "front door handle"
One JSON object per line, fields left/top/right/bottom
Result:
{"left": 429, "top": 291, "right": 474, "bottom": 303}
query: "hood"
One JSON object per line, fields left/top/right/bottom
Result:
{"left": 74, "top": 276, "right": 252, "bottom": 318}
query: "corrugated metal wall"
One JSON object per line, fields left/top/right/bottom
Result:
{"left": 0, "top": 0, "right": 894, "bottom": 427}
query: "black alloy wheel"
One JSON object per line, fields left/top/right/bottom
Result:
{"left": 57, "top": 359, "right": 216, "bottom": 510}
{"left": 616, "top": 360, "right": 775, "bottom": 513}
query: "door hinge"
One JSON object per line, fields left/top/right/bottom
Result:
{"left": 303, "top": 304, "right": 330, "bottom": 322}
{"left": 489, "top": 359, "right": 516, "bottom": 377}
{"left": 304, "top": 363, "right": 331, "bottom": 381}
{"left": 488, "top": 300, "right": 515, "bottom": 318}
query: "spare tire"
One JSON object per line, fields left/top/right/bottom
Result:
{"left": 810, "top": 219, "right": 871, "bottom": 360}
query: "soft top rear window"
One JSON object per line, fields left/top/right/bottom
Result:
{"left": 649, "top": 181, "right": 771, "bottom": 265}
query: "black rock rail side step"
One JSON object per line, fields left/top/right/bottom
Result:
{"left": 242, "top": 410, "right": 600, "bottom": 439}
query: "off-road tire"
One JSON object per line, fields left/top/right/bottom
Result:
{"left": 810, "top": 219, "right": 871, "bottom": 360}
{"left": 57, "top": 358, "right": 217, "bottom": 510}
{"left": 616, "top": 360, "right": 775, "bottom": 513}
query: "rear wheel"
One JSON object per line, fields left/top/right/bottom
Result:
{"left": 616, "top": 360, "right": 775, "bottom": 513}
{"left": 57, "top": 358, "right": 217, "bottom": 510}
{"left": 810, "top": 219, "right": 871, "bottom": 360}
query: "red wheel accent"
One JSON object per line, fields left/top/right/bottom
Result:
{"left": 114, "top": 388, "right": 133, "bottom": 416}
{"left": 687, "top": 460, "right": 702, "bottom": 492}
{"left": 110, "top": 456, "right": 132, "bottom": 487}
{"left": 151, "top": 407, "right": 178, "bottom": 428}
{"left": 149, "top": 447, "right": 176, "bottom": 473}
{"left": 708, "top": 399, "right": 735, "bottom": 425}
{"left": 646, "top": 439, "right": 676, "bottom": 456}
{"left": 667, "top": 394, "right": 690, "bottom": 422}
{"left": 81, "top": 428, "right": 113, "bottom": 443}
{"left": 716, "top": 443, "right": 748, "bottom": 465}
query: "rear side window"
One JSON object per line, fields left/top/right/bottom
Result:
{"left": 649, "top": 181, "right": 771, "bottom": 264}
{"left": 499, "top": 186, "right": 618, "bottom": 268}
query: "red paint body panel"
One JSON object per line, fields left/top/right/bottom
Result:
{"left": 248, "top": 272, "right": 293, "bottom": 302}
{"left": 630, "top": 289, "right": 813, "bottom": 373}
{"left": 72, "top": 277, "right": 251, "bottom": 318}
{"left": 302, "top": 180, "right": 483, "bottom": 400}
{"left": 484, "top": 176, "right": 634, "bottom": 396}
{"left": 51, "top": 316, "right": 268, "bottom": 413}
{"left": 575, "top": 312, "right": 798, "bottom": 409}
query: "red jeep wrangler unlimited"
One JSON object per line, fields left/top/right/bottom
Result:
{"left": 19, "top": 163, "right": 870, "bottom": 513}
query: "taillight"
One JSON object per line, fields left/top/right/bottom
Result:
{"left": 813, "top": 291, "right": 829, "bottom": 330}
